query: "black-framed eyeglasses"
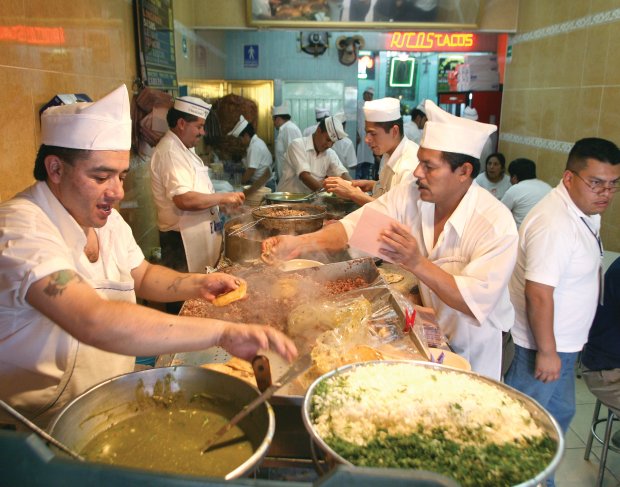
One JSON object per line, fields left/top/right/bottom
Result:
{"left": 569, "top": 170, "right": 620, "bottom": 194}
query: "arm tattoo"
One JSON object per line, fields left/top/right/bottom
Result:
{"left": 43, "top": 270, "right": 84, "bottom": 297}
{"left": 167, "top": 275, "right": 191, "bottom": 293}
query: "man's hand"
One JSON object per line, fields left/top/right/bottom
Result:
{"left": 534, "top": 350, "right": 562, "bottom": 383}
{"left": 219, "top": 192, "right": 245, "bottom": 206}
{"left": 218, "top": 323, "right": 298, "bottom": 363}
{"left": 378, "top": 222, "right": 425, "bottom": 271}
{"left": 195, "top": 273, "right": 245, "bottom": 301}
{"left": 323, "top": 177, "right": 362, "bottom": 200}
{"left": 261, "top": 235, "right": 301, "bottom": 263}
{"left": 352, "top": 179, "right": 376, "bottom": 192}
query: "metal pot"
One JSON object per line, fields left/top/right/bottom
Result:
{"left": 302, "top": 361, "right": 564, "bottom": 485}
{"left": 48, "top": 366, "right": 275, "bottom": 480}
{"left": 224, "top": 213, "right": 264, "bottom": 263}
{"left": 251, "top": 203, "right": 326, "bottom": 235}
{"left": 262, "top": 192, "right": 316, "bottom": 204}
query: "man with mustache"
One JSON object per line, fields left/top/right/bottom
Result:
{"left": 505, "top": 138, "right": 620, "bottom": 445}
{"left": 263, "top": 100, "right": 517, "bottom": 379}
{"left": 150, "top": 96, "right": 244, "bottom": 279}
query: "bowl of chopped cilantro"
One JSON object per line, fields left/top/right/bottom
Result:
{"left": 302, "top": 360, "right": 563, "bottom": 487}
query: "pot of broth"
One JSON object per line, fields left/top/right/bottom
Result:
{"left": 47, "top": 366, "right": 275, "bottom": 480}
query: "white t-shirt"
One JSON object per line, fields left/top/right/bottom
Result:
{"left": 475, "top": 172, "right": 512, "bottom": 199}
{"left": 340, "top": 181, "right": 518, "bottom": 379}
{"left": 245, "top": 134, "right": 273, "bottom": 183}
{"left": 150, "top": 130, "right": 215, "bottom": 231}
{"left": 509, "top": 182, "right": 602, "bottom": 352}
{"left": 501, "top": 178, "right": 552, "bottom": 228}
{"left": 277, "top": 136, "right": 348, "bottom": 193}
{"left": 0, "top": 182, "right": 144, "bottom": 417}
{"left": 274, "top": 120, "right": 302, "bottom": 179}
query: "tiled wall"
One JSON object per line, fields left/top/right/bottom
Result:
{"left": 0, "top": 0, "right": 162, "bottom": 254}
{"left": 500, "top": 2, "right": 620, "bottom": 251}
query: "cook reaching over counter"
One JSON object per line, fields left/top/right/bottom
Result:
{"left": 263, "top": 100, "right": 518, "bottom": 380}
{"left": 0, "top": 85, "right": 297, "bottom": 428}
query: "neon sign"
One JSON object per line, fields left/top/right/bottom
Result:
{"left": 0, "top": 25, "right": 65, "bottom": 46}
{"left": 389, "top": 32, "right": 477, "bottom": 52}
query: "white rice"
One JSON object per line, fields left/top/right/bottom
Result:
{"left": 312, "top": 362, "right": 546, "bottom": 447}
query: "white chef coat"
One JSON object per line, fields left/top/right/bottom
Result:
{"left": 403, "top": 122, "right": 423, "bottom": 144}
{"left": 245, "top": 134, "right": 274, "bottom": 183}
{"left": 510, "top": 182, "right": 602, "bottom": 353}
{"left": 340, "top": 181, "right": 518, "bottom": 379}
{"left": 501, "top": 178, "right": 552, "bottom": 228}
{"left": 274, "top": 120, "right": 302, "bottom": 180}
{"left": 150, "top": 130, "right": 222, "bottom": 271}
{"left": 373, "top": 137, "right": 419, "bottom": 198}
{"left": 0, "top": 182, "right": 143, "bottom": 425}
{"left": 475, "top": 172, "right": 512, "bottom": 199}
{"left": 277, "top": 136, "right": 349, "bottom": 194}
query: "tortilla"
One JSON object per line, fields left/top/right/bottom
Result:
{"left": 212, "top": 281, "right": 247, "bottom": 307}
{"left": 201, "top": 357, "right": 256, "bottom": 386}
{"left": 378, "top": 268, "right": 405, "bottom": 284}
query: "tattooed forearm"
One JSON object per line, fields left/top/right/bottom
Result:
{"left": 166, "top": 275, "right": 191, "bottom": 293}
{"left": 43, "top": 270, "right": 84, "bottom": 297}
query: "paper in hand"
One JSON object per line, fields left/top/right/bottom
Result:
{"left": 348, "top": 206, "right": 401, "bottom": 263}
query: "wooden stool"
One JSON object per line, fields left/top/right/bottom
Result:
{"left": 584, "top": 399, "right": 620, "bottom": 486}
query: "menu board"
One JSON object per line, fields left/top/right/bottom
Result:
{"left": 137, "top": 0, "right": 178, "bottom": 89}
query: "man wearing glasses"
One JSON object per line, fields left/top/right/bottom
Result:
{"left": 505, "top": 138, "right": 620, "bottom": 472}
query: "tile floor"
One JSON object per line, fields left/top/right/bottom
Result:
{"left": 555, "top": 372, "right": 620, "bottom": 486}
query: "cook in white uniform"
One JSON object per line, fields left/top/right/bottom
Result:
{"left": 228, "top": 115, "right": 275, "bottom": 192}
{"left": 0, "top": 86, "right": 297, "bottom": 427}
{"left": 302, "top": 106, "right": 330, "bottom": 137}
{"left": 263, "top": 100, "right": 518, "bottom": 380}
{"left": 277, "top": 114, "right": 351, "bottom": 194}
{"left": 272, "top": 102, "right": 302, "bottom": 182}
{"left": 324, "top": 98, "right": 418, "bottom": 207}
{"left": 150, "top": 97, "right": 244, "bottom": 276}
{"left": 403, "top": 103, "right": 427, "bottom": 145}
{"left": 356, "top": 87, "right": 376, "bottom": 179}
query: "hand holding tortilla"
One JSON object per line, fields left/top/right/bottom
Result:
{"left": 212, "top": 280, "right": 247, "bottom": 306}
{"left": 218, "top": 323, "right": 298, "bottom": 363}
{"left": 323, "top": 177, "right": 359, "bottom": 200}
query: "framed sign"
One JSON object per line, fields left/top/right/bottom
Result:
{"left": 247, "top": 0, "right": 480, "bottom": 30}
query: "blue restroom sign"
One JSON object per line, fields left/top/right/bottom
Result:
{"left": 244, "top": 45, "right": 259, "bottom": 67}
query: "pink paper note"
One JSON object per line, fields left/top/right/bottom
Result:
{"left": 348, "top": 206, "right": 401, "bottom": 263}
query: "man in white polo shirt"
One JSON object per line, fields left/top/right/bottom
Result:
{"left": 506, "top": 138, "right": 620, "bottom": 439}
{"left": 272, "top": 102, "right": 302, "bottom": 182}
{"left": 324, "top": 97, "right": 419, "bottom": 206}
{"left": 264, "top": 100, "right": 517, "bottom": 379}
{"left": 277, "top": 114, "right": 351, "bottom": 193}
{"left": 150, "top": 96, "right": 244, "bottom": 279}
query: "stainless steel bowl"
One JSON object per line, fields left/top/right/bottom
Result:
{"left": 48, "top": 366, "right": 275, "bottom": 480}
{"left": 252, "top": 203, "right": 326, "bottom": 234}
{"left": 302, "top": 360, "right": 564, "bottom": 486}
{"left": 263, "top": 192, "right": 315, "bottom": 203}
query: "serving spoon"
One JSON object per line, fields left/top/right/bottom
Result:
{"left": 200, "top": 353, "right": 312, "bottom": 454}
{"left": 0, "top": 399, "right": 85, "bottom": 461}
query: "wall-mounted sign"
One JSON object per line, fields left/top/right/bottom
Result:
{"left": 244, "top": 44, "right": 259, "bottom": 67}
{"left": 388, "top": 32, "right": 479, "bottom": 52}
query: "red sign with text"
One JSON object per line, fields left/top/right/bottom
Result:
{"left": 389, "top": 32, "right": 478, "bottom": 52}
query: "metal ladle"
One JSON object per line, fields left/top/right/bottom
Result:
{"left": 0, "top": 399, "right": 85, "bottom": 461}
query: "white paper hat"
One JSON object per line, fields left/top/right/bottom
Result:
{"left": 364, "top": 97, "right": 401, "bottom": 122}
{"left": 462, "top": 106, "right": 479, "bottom": 121}
{"left": 420, "top": 100, "right": 496, "bottom": 159}
{"left": 174, "top": 96, "right": 211, "bottom": 119}
{"left": 41, "top": 85, "right": 132, "bottom": 150}
{"left": 228, "top": 115, "right": 249, "bottom": 137}
{"left": 272, "top": 102, "right": 291, "bottom": 117}
{"left": 324, "top": 113, "right": 348, "bottom": 142}
{"left": 363, "top": 87, "right": 374, "bottom": 95}
{"left": 315, "top": 107, "right": 330, "bottom": 119}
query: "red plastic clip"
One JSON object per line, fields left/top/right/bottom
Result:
{"left": 403, "top": 308, "right": 417, "bottom": 333}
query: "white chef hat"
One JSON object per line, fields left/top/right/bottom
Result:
{"left": 363, "top": 87, "right": 374, "bottom": 95}
{"left": 315, "top": 107, "right": 330, "bottom": 119}
{"left": 363, "top": 97, "right": 401, "bottom": 122}
{"left": 272, "top": 102, "right": 291, "bottom": 117}
{"left": 324, "top": 113, "right": 348, "bottom": 142}
{"left": 420, "top": 100, "right": 496, "bottom": 159}
{"left": 41, "top": 84, "right": 132, "bottom": 151}
{"left": 174, "top": 96, "right": 211, "bottom": 119}
{"left": 228, "top": 115, "right": 249, "bottom": 137}
{"left": 462, "top": 106, "right": 479, "bottom": 121}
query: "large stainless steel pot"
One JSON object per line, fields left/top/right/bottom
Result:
{"left": 263, "top": 192, "right": 317, "bottom": 204}
{"left": 48, "top": 366, "right": 275, "bottom": 480}
{"left": 251, "top": 203, "right": 326, "bottom": 234}
{"left": 302, "top": 361, "right": 565, "bottom": 486}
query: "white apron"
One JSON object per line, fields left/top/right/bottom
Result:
{"left": 15, "top": 278, "right": 137, "bottom": 429}
{"left": 178, "top": 155, "right": 222, "bottom": 273}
